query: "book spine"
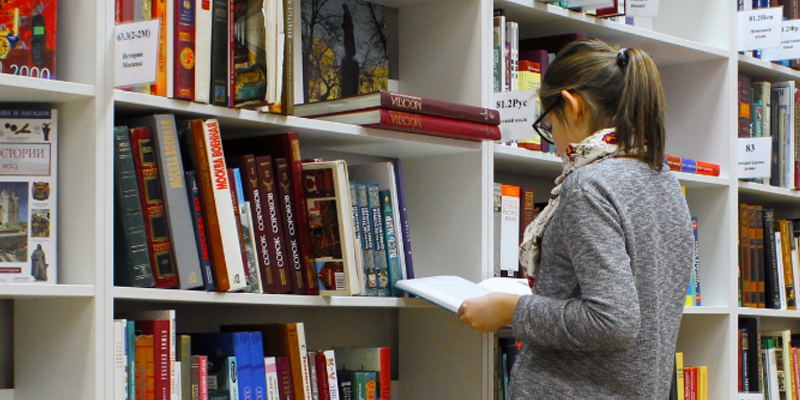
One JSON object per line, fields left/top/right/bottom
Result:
{"left": 380, "top": 347, "right": 391, "bottom": 400}
{"left": 153, "top": 0, "right": 168, "bottom": 96}
{"left": 210, "top": 0, "right": 228, "bottom": 105}
{"left": 231, "top": 168, "right": 260, "bottom": 293}
{"left": 500, "top": 185, "right": 520, "bottom": 276}
{"left": 740, "top": 75, "right": 753, "bottom": 138}
{"left": 256, "top": 155, "right": 292, "bottom": 294}
{"left": 308, "top": 351, "right": 319, "bottom": 400}
{"left": 379, "top": 190, "right": 401, "bottom": 296}
{"left": 127, "top": 320, "right": 137, "bottom": 400}
{"left": 149, "top": 321, "right": 171, "bottom": 400}
{"left": 174, "top": 0, "right": 195, "bottom": 100}
{"left": 289, "top": 323, "right": 313, "bottom": 400}
{"left": 264, "top": 357, "right": 280, "bottom": 400}
{"left": 749, "top": 206, "right": 760, "bottom": 307}
{"left": 339, "top": 375, "right": 353, "bottom": 400}
{"left": 493, "top": 183, "right": 502, "bottom": 278}
{"left": 235, "top": 155, "right": 275, "bottom": 293}
{"left": 249, "top": 332, "right": 267, "bottom": 400}
{"left": 354, "top": 373, "right": 366, "bottom": 400}
{"left": 191, "top": 355, "right": 200, "bottom": 400}
{"left": 757, "top": 207, "right": 767, "bottom": 308}
{"left": 741, "top": 204, "right": 752, "bottom": 308}
{"left": 287, "top": 136, "right": 319, "bottom": 294}
{"left": 368, "top": 109, "right": 501, "bottom": 141}
{"left": 692, "top": 217, "right": 701, "bottom": 306}
{"left": 199, "top": 356, "right": 209, "bottom": 400}
{"left": 128, "top": 126, "right": 179, "bottom": 288}
{"left": 364, "top": 372, "right": 377, "bottom": 400}
{"left": 368, "top": 185, "right": 390, "bottom": 297}
{"left": 233, "top": 332, "right": 254, "bottom": 400}
{"left": 392, "top": 161, "right": 414, "bottom": 280}
{"left": 186, "top": 171, "right": 217, "bottom": 291}
{"left": 315, "top": 353, "right": 329, "bottom": 400}
{"left": 282, "top": 0, "right": 294, "bottom": 114}
{"left": 151, "top": 115, "right": 203, "bottom": 289}
{"left": 781, "top": 220, "right": 797, "bottom": 309}
{"left": 276, "top": 355, "right": 295, "bottom": 400}
{"left": 379, "top": 92, "right": 501, "bottom": 125}
{"left": 227, "top": 0, "right": 237, "bottom": 107}
{"left": 114, "top": 126, "right": 156, "bottom": 288}
{"left": 136, "top": 335, "right": 155, "bottom": 400}
{"left": 349, "top": 182, "right": 366, "bottom": 293}
{"left": 519, "top": 187, "right": 535, "bottom": 275}
{"left": 323, "top": 350, "right": 339, "bottom": 400}
{"left": 194, "top": 0, "right": 212, "bottom": 104}
{"left": 356, "top": 183, "right": 377, "bottom": 296}
{"left": 181, "top": 335, "right": 192, "bottom": 400}
{"left": 764, "top": 209, "right": 781, "bottom": 309}
{"left": 114, "top": 320, "right": 127, "bottom": 400}
{"left": 276, "top": 158, "right": 307, "bottom": 294}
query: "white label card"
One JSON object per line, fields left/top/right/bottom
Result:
{"left": 494, "top": 90, "right": 539, "bottom": 142}
{"left": 626, "top": 0, "right": 659, "bottom": 17}
{"left": 114, "top": 20, "right": 160, "bottom": 88}
{"left": 738, "top": 8, "right": 784, "bottom": 51}
{"left": 738, "top": 137, "right": 772, "bottom": 179}
{"left": 761, "top": 20, "right": 800, "bottom": 61}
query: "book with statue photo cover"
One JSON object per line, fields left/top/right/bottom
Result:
{"left": 395, "top": 276, "right": 531, "bottom": 313}
{"left": 0, "top": 109, "right": 57, "bottom": 283}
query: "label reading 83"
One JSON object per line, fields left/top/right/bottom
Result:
{"left": 116, "top": 29, "right": 152, "bottom": 42}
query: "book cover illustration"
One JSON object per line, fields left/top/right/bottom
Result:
{"left": 0, "top": 0, "right": 57, "bottom": 79}
{"left": 301, "top": 0, "right": 388, "bottom": 103}
{"left": 0, "top": 109, "right": 56, "bottom": 283}
{"left": 233, "top": 0, "right": 269, "bottom": 108}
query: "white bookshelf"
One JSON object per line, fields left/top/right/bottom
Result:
{"left": 0, "top": 0, "right": 775, "bottom": 398}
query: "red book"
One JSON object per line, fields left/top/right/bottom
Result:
{"left": 174, "top": 0, "right": 196, "bottom": 100}
{"left": 595, "top": 0, "right": 625, "bottom": 17}
{"left": 230, "top": 155, "right": 276, "bottom": 293}
{"left": 315, "top": 352, "right": 330, "bottom": 400}
{"left": 319, "top": 109, "right": 501, "bottom": 141}
{"left": 116, "top": 0, "right": 133, "bottom": 23}
{"left": 128, "top": 126, "right": 179, "bottom": 289}
{"left": 276, "top": 355, "right": 295, "bottom": 400}
{"left": 135, "top": 320, "right": 171, "bottom": 400}
{"left": 295, "top": 91, "right": 501, "bottom": 125}
{"left": 224, "top": 133, "right": 320, "bottom": 295}
{"left": 664, "top": 154, "right": 721, "bottom": 177}
{"left": 199, "top": 355, "right": 209, "bottom": 400}
{"left": 276, "top": 158, "right": 308, "bottom": 295}
{"left": 255, "top": 155, "right": 293, "bottom": 294}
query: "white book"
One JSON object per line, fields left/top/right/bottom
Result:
{"left": 395, "top": 276, "right": 531, "bottom": 313}
{"left": 264, "top": 357, "right": 280, "bottom": 400}
{"left": 792, "top": 237, "right": 800, "bottom": 307}
{"left": 500, "top": 185, "right": 520, "bottom": 274}
{"left": 764, "top": 347, "right": 780, "bottom": 400}
{"left": 295, "top": 323, "right": 313, "bottom": 400}
{"left": 323, "top": 350, "right": 340, "bottom": 400}
{"left": 493, "top": 183, "right": 502, "bottom": 277}
{"left": 507, "top": 21, "right": 518, "bottom": 93}
{"left": 194, "top": 0, "right": 213, "bottom": 103}
{"left": 243, "top": 202, "right": 264, "bottom": 293}
{"left": 738, "top": 394, "right": 764, "bottom": 400}
{"left": 201, "top": 119, "right": 247, "bottom": 291}
{"left": 173, "top": 361, "right": 182, "bottom": 400}
{"left": 493, "top": 15, "right": 506, "bottom": 92}
{"left": 776, "top": 232, "right": 787, "bottom": 310}
{"left": 114, "top": 319, "right": 128, "bottom": 400}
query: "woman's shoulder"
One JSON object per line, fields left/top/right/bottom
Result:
{"left": 563, "top": 157, "right": 677, "bottom": 198}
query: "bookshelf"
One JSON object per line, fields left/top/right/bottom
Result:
{"left": 0, "top": 0, "right": 773, "bottom": 399}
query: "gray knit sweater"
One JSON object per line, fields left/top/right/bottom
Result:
{"left": 510, "top": 158, "right": 694, "bottom": 399}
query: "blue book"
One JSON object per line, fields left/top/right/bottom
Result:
{"left": 191, "top": 332, "right": 253, "bottom": 400}
{"left": 248, "top": 332, "right": 267, "bottom": 400}
{"left": 379, "top": 190, "right": 401, "bottom": 296}
{"left": 392, "top": 161, "right": 414, "bottom": 280}
{"left": 186, "top": 171, "right": 216, "bottom": 291}
{"left": 126, "top": 320, "right": 136, "bottom": 400}
{"left": 367, "top": 184, "right": 390, "bottom": 297}
{"left": 356, "top": 183, "right": 378, "bottom": 296}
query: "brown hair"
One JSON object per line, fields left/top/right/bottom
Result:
{"left": 540, "top": 39, "right": 666, "bottom": 170}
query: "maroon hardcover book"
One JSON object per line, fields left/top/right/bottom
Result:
{"left": 315, "top": 352, "right": 330, "bottom": 400}
{"left": 323, "top": 109, "right": 501, "bottom": 141}
{"left": 224, "top": 133, "right": 319, "bottom": 295}
{"left": 518, "top": 32, "right": 587, "bottom": 55}
{"left": 231, "top": 155, "right": 276, "bottom": 293}
{"left": 128, "top": 127, "right": 179, "bottom": 289}
{"left": 174, "top": 0, "right": 196, "bottom": 100}
{"left": 595, "top": 0, "right": 625, "bottom": 17}
{"left": 738, "top": 75, "right": 752, "bottom": 138}
{"left": 276, "top": 158, "right": 307, "bottom": 295}
{"left": 256, "top": 155, "right": 293, "bottom": 294}
{"left": 276, "top": 355, "right": 295, "bottom": 400}
{"left": 519, "top": 49, "right": 549, "bottom": 79}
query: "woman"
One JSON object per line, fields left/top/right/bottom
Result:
{"left": 457, "top": 39, "right": 694, "bottom": 398}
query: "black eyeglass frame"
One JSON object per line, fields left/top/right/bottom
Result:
{"left": 532, "top": 97, "right": 564, "bottom": 145}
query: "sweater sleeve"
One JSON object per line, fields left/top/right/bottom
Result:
{"left": 512, "top": 186, "right": 641, "bottom": 352}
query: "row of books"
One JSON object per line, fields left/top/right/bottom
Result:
{"left": 673, "top": 353, "right": 709, "bottom": 400}
{"left": 113, "top": 310, "right": 391, "bottom": 400}
{"left": 493, "top": 335, "right": 519, "bottom": 400}
{"left": 738, "top": 317, "right": 800, "bottom": 400}
{"left": 738, "top": 0, "right": 800, "bottom": 68}
{"left": 738, "top": 204, "right": 800, "bottom": 310}
{"left": 114, "top": 0, "right": 292, "bottom": 113}
{"left": 114, "top": 114, "right": 414, "bottom": 296}
{"left": 492, "top": 183, "right": 538, "bottom": 279}
{"left": 737, "top": 77, "right": 799, "bottom": 188}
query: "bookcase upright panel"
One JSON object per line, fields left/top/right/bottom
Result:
{"left": 650, "top": 0, "right": 732, "bottom": 50}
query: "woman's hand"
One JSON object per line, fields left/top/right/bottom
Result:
{"left": 457, "top": 293, "right": 522, "bottom": 333}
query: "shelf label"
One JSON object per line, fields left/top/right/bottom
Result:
{"left": 494, "top": 90, "right": 538, "bottom": 143}
{"left": 738, "top": 7, "right": 783, "bottom": 52}
{"left": 626, "top": 0, "right": 659, "bottom": 17}
{"left": 738, "top": 137, "right": 772, "bottom": 179}
{"left": 761, "top": 20, "right": 800, "bottom": 61}
{"left": 114, "top": 19, "right": 160, "bottom": 88}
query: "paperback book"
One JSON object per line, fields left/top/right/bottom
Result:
{"left": 395, "top": 276, "right": 531, "bottom": 313}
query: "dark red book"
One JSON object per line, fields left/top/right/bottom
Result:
{"left": 595, "top": 0, "right": 625, "bottom": 17}
{"left": 116, "top": 0, "right": 133, "bottom": 23}
{"left": 230, "top": 155, "right": 276, "bottom": 293}
{"left": 295, "top": 91, "right": 501, "bottom": 125}
{"left": 174, "top": 0, "right": 196, "bottom": 100}
{"left": 738, "top": 75, "right": 751, "bottom": 138}
{"left": 255, "top": 155, "right": 293, "bottom": 294}
{"left": 519, "top": 187, "right": 535, "bottom": 275}
{"left": 319, "top": 109, "right": 501, "bottom": 141}
{"left": 519, "top": 49, "right": 549, "bottom": 78}
{"left": 315, "top": 352, "right": 330, "bottom": 400}
{"left": 135, "top": 319, "right": 171, "bottom": 400}
{"left": 518, "top": 32, "right": 587, "bottom": 55}
{"left": 276, "top": 158, "right": 307, "bottom": 295}
{"left": 224, "top": 133, "right": 319, "bottom": 295}
{"left": 128, "top": 126, "right": 179, "bottom": 289}
{"left": 276, "top": 355, "right": 295, "bottom": 400}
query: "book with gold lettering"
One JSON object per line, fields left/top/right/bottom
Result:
{"left": 318, "top": 109, "right": 501, "bottom": 141}
{"left": 295, "top": 91, "right": 501, "bottom": 125}
{"left": 0, "top": 109, "right": 57, "bottom": 284}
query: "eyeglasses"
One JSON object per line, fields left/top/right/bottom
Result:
{"left": 532, "top": 98, "right": 563, "bottom": 145}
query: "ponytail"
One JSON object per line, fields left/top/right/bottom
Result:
{"left": 540, "top": 39, "right": 667, "bottom": 170}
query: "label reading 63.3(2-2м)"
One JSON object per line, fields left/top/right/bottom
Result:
{"left": 116, "top": 29, "right": 151, "bottom": 42}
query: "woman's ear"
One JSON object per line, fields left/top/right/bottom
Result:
{"left": 561, "top": 90, "right": 583, "bottom": 124}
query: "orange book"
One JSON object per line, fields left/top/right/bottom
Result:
{"left": 152, "top": 0, "right": 168, "bottom": 96}
{"left": 740, "top": 204, "right": 752, "bottom": 308}
{"left": 136, "top": 335, "right": 156, "bottom": 400}
{"left": 779, "top": 220, "right": 797, "bottom": 309}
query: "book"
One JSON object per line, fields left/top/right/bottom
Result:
{"left": 307, "top": 351, "right": 319, "bottom": 400}
{"left": 317, "top": 109, "right": 502, "bottom": 141}
{"left": 349, "top": 182, "right": 366, "bottom": 294}
{"left": 332, "top": 347, "right": 390, "bottom": 400}
{"left": 127, "top": 320, "right": 136, "bottom": 400}
{"left": 128, "top": 114, "right": 203, "bottom": 290}
{"left": 740, "top": 75, "right": 753, "bottom": 138}
{"left": 395, "top": 275, "right": 532, "bottom": 313}
{"left": 255, "top": 155, "right": 293, "bottom": 294}
{"left": 174, "top": 0, "right": 195, "bottom": 100}
{"left": 276, "top": 355, "right": 295, "bottom": 400}
{"left": 207, "top": 356, "right": 239, "bottom": 400}
{"left": 764, "top": 337, "right": 781, "bottom": 400}
{"left": 134, "top": 319, "right": 171, "bottom": 400}
{"left": 119, "top": 309, "right": 178, "bottom": 400}
{"left": 756, "top": 206, "right": 766, "bottom": 308}
{"left": 779, "top": 220, "right": 797, "bottom": 309}
{"left": 741, "top": 204, "right": 752, "bottom": 308}
{"left": 740, "top": 316, "right": 763, "bottom": 393}
{"left": 114, "top": 319, "right": 128, "bottom": 400}
{"left": 301, "top": 160, "right": 361, "bottom": 296}
{"left": 249, "top": 332, "right": 268, "bottom": 400}
{"left": 493, "top": 183, "right": 502, "bottom": 278}
{"left": 276, "top": 157, "right": 308, "bottom": 294}
{"left": 136, "top": 334, "right": 155, "bottom": 400}
{"left": 392, "top": 160, "right": 413, "bottom": 280}
{"left": 315, "top": 352, "right": 330, "bottom": 400}
{"left": 194, "top": 0, "right": 213, "bottom": 104}
{"left": 128, "top": 126, "right": 179, "bottom": 289}
{"left": 323, "top": 349, "right": 340, "bottom": 400}
{"left": 664, "top": 154, "right": 721, "bottom": 176}
{"left": 210, "top": 0, "right": 229, "bottom": 105}
{"left": 762, "top": 330, "right": 794, "bottom": 400}
{"left": 367, "top": 184, "right": 389, "bottom": 296}
{"left": 264, "top": 356, "right": 280, "bottom": 400}
{"left": 500, "top": 184, "right": 520, "bottom": 276}
{"left": 0, "top": 0, "right": 57, "bottom": 79}
{"left": 300, "top": 0, "right": 389, "bottom": 104}
{"left": 114, "top": 125, "right": 156, "bottom": 288}
{"left": 232, "top": 0, "right": 269, "bottom": 108}
{"left": 186, "top": 170, "right": 217, "bottom": 291}
{"left": 179, "top": 335, "right": 191, "bottom": 400}
{"left": 192, "top": 332, "right": 253, "bottom": 400}
{"left": 493, "top": 13, "right": 506, "bottom": 93}
{"left": 232, "top": 168, "right": 262, "bottom": 293}
{"left": 355, "top": 183, "right": 377, "bottom": 295}
{"left": 379, "top": 190, "right": 401, "bottom": 296}
{"left": 295, "top": 91, "right": 501, "bottom": 125}
{"left": 763, "top": 209, "right": 782, "bottom": 309}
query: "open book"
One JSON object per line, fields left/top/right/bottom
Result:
{"left": 395, "top": 276, "right": 532, "bottom": 313}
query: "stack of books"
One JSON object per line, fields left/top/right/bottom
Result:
{"left": 295, "top": 91, "right": 502, "bottom": 142}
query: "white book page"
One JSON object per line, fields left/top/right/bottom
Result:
{"left": 396, "top": 276, "right": 530, "bottom": 313}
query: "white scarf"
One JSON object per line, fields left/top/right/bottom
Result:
{"left": 519, "top": 128, "right": 621, "bottom": 286}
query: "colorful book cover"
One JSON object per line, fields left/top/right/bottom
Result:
{"left": 356, "top": 183, "right": 377, "bottom": 295}
{"left": 186, "top": 171, "right": 216, "bottom": 291}
{"left": 692, "top": 217, "right": 701, "bottom": 306}
{"left": 379, "top": 190, "right": 400, "bottom": 296}
{"left": 174, "top": 0, "right": 196, "bottom": 100}
{"left": 300, "top": 0, "right": 388, "bottom": 103}
{"left": 234, "top": 168, "right": 263, "bottom": 293}
{"left": 135, "top": 334, "right": 155, "bottom": 400}
{"left": 332, "top": 347, "right": 390, "bottom": 400}
{"left": 207, "top": 356, "right": 239, "bottom": 400}
{"left": 192, "top": 332, "right": 252, "bottom": 400}
{"left": 324, "top": 349, "right": 340, "bottom": 400}
{"left": 127, "top": 320, "right": 136, "bottom": 400}
{"left": 232, "top": 0, "right": 268, "bottom": 107}
{"left": 367, "top": 184, "right": 389, "bottom": 296}
{"left": 0, "top": 0, "right": 57, "bottom": 79}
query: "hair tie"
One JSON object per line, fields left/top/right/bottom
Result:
{"left": 617, "top": 48, "right": 629, "bottom": 68}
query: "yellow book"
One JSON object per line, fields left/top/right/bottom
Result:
{"left": 697, "top": 366, "right": 708, "bottom": 400}
{"left": 676, "top": 352, "right": 685, "bottom": 400}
